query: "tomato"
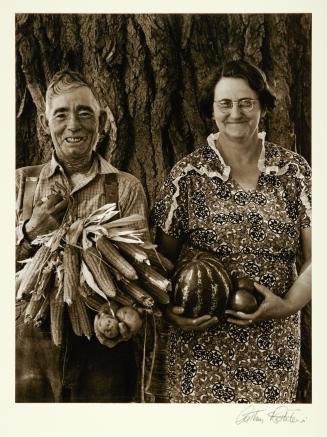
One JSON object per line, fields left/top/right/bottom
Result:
{"left": 229, "top": 288, "right": 258, "bottom": 313}
{"left": 234, "top": 277, "right": 255, "bottom": 292}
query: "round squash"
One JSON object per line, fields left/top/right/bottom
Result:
{"left": 172, "top": 250, "right": 232, "bottom": 317}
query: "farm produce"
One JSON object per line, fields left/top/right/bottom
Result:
{"left": 228, "top": 288, "right": 258, "bottom": 313}
{"left": 228, "top": 277, "right": 261, "bottom": 314}
{"left": 96, "top": 303, "right": 143, "bottom": 340}
{"left": 172, "top": 249, "right": 232, "bottom": 317}
{"left": 97, "top": 311, "right": 120, "bottom": 339}
{"left": 16, "top": 203, "right": 171, "bottom": 347}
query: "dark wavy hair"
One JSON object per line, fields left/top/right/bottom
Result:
{"left": 199, "top": 60, "right": 276, "bottom": 119}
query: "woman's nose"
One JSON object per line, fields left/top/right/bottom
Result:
{"left": 229, "top": 102, "right": 243, "bottom": 118}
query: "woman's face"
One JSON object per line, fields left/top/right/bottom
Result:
{"left": 213, "top": 77, "right": 262, "bottom": 143}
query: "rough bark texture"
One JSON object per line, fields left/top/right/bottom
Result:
{"left": 15, "top": 13, "right": 312, "bottom": 402}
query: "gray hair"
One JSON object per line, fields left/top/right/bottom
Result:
{"left": 45, "top": 70, "right": 100, "bottom": 116}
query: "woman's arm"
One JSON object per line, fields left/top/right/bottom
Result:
{"left": 281, "top": 226, "right": 311, "bottom": 311}
{"left": 225, "top": 227, "right": 312, "bottom": 326}
{"left": 156, "top": 228, "right": 219, "bottom": 331}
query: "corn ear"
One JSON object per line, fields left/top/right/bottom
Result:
{"left": 144, "top": 248, "right": 175, "bottom": 273}
{"left": 133, "top": 262, "right": 171, "bottom": 304}
{"left": 24, "top": 294, "right": 45, "bottom": 324}
{"left": 82, "top": 246, "right": 116, "bottom": 297}
{"left": 50, "top": 287, "right": 65, "bottom": 347}
{"left": 68, "top": 297, "right": 82, "bottom": 336}
{"left": 63, "top": 244, "right": 80, "bottom": 305}
{"left": 69, "top": 289, "right": 93, "bottom": 339}
{"left": 33, "top": 294, "right": 50, "bottom": 327}
{"left": 16, "top": 245, "right": 51, "bottom": 300}
{"left": 119, "top": 277, "right": 154, "bottom": 309}
{"left": 82, "top": 292, "right": 107, "bottom": 312}
{"left": 96, "top": 236, "right": 138, "bottom": 280}
{"left": 34, "top": 263, "right": 54, "bottom": 299}
{"left": 115, "top": 241, "right": 150, "bottom": 264}
{"left": 111, "top": 287, "right": 135, "bottom": 307}
{"left": 75, "top": 292, "right": 93, "bottom": 339}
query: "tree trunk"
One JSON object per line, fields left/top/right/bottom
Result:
{"left": 15, "top": 13, "right": 312, "bottom": 402}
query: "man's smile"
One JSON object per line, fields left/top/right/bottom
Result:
{"left": 65, "top": 136, "right": 84, "bottom": 144}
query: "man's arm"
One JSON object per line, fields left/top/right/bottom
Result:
{"left": 117, "top": 172, "right": 150, "bottom": 241}
{"left": 16, "top": 169, "right": 68, "bottom": 265}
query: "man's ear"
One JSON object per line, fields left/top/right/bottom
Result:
{"left": 98, "top": 110, "right": 107, "bottom": 134}
{"left": 39, "top": 113, "right": 50, "bottom": 134}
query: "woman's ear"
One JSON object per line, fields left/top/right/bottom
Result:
{"left": 39, "top": 113, "right": 50, "bottom": 134}
{"left": 261, "top": 108, "right": 267, "bottom": 119}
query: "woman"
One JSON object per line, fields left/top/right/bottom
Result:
{"left": 152, "top": 60, "right": 311, "bottom": 403}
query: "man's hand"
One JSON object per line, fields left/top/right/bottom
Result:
{"left": 225, "top": 282, "right": 293, "bottom": 327}
{"left": 25, "top": 193, "right": 68, "bottom": 241}
{"left": 165, "top": 305, "right": 219, "bottom": 331}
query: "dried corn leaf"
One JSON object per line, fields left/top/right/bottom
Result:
{"left": 81, "top": 261, "right": 108, "bottom": 301}
{"left": 102, "top": 214, "right": 145, "bottom": 229}
{"left": 65, "top": 219, "right": 84, "bottom": 245}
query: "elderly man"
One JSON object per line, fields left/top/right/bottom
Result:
{"left": 16, "top": 70, "right": 149, "bottom": 402}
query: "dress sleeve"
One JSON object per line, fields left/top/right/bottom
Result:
{"left": 297, "top": 156, "right": 311, "bottom": 228}
{"left": 151, "top": 165, "right": 189, "bottom": 240}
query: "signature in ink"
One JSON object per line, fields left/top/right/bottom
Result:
{"left": 235, "top": 406, "right": 266, "bottom": 424}
{"left": 267, "top": 406, "right": 307, "bottom": 424}
{"left": 235, "top": 405, "right": 307, "bottom": 425}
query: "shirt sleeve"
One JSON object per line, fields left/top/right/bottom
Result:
{"left": 117, "top": 172, "right": 151, "bottom": 241}
{"left": 16, "top": 169, "right": 36, "bottom": 265}
{"left": 151, "top": 164, "right": 189, "bottom": 241}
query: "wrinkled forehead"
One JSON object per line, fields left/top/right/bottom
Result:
{"left": 45, "top": 84, "right": 100, "bottom": 115}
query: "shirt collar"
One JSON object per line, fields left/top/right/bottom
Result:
{"left": 206, "top": 131, "right": 279, "bottom": 180}
{"left": 40, "top": 151, "right": 119, "bottom": 179}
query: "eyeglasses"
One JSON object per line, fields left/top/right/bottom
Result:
{"left": 214, "top": 98, "right": 259, "bottom": 113}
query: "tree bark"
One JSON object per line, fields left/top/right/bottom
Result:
{"left": 15, "top": 13, "right": 312, "bottom": 402}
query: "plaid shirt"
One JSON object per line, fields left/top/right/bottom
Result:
{"left": 16, "top": 152, "right": 149, "bottom": 261}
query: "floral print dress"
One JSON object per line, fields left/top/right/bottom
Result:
{"left": 152, "top": 132, "right": 311, "bottom": 403}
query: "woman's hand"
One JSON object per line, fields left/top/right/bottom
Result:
{"left": 225, "top": 282, "right": 294, "bottom": 327}
{"left": 165, "top": 305, "right": 219, "bottom": 331}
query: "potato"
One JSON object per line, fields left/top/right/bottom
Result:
{"left": 116, "top": 306, "right": 142, "bottom": 333}
{"left": 96, "top": 312, "right": 120, "bottom": 339}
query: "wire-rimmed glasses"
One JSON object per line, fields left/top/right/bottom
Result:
{"left": 214, "top": 98, "right": 259, "bottom": 113}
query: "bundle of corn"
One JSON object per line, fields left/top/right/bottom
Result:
{"left": 16, "top": 203, "right": 173, "bottom": 347}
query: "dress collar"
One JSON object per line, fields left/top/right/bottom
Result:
{"left": 206, "top": 131, "right": 279, "bottom": 180}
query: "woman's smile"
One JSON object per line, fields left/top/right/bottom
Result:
{"left": 213, "top": 77, "right": 262, "bottom": 142}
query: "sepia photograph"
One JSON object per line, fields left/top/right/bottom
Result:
{"left": 2, "top": 0, "right": 327, "bottom": 436}
{"left": 15, "top": 11, "right": 312, "bottom": 404}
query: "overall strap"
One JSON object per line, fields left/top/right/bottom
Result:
{"left": 21, "top": 165, "right": 44, "bottom": 222}
{"left": 104, "top": 173, "right": 119, "bottom": 216}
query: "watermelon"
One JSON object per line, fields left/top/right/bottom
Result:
{"left": 172, "top": 250, "right": 232, "bottom": 317}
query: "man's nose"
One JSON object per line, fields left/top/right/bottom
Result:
{"left": 66, "top": 113, "right": 81, "bottom": 130}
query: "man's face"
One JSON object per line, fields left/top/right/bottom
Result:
{"left": 43, "top": 86, "right": 103, "bottom": 161}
